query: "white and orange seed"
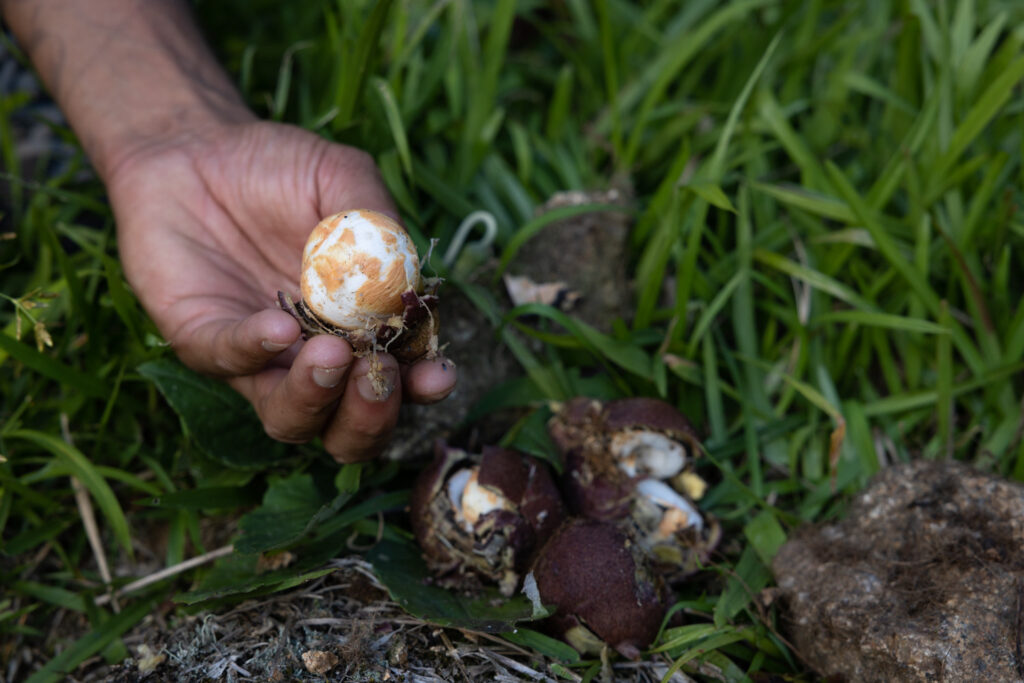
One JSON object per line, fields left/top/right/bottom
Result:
{"left": 610, "top": 430, "right": 687, "bottom": 480}
{"left": 446, "top": 466, "right": 511, "bottom": 531}
{"left": 300, "top": 210, "right": 422, "bottom": 329}
{"left": 635, "top": 478, "right": 704, "bottom": 533}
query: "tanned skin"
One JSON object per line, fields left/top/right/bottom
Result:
{"left": 1, "top": 0, "right": 456, "bottom": 462}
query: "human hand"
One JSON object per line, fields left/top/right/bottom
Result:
{"left": 107, "top": 120, "right": 457, "bottom": 462}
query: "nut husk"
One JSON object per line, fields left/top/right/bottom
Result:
{"left": 410, "top": 443, "right": 565, "bottom": 596}
{"left": 530, "top": 518, "right": 668, "bottom": 659}
{"left": 278, "top": 283, "right": 440, "bottom": 364}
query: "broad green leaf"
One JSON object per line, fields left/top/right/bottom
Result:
{"left": 743, "top": 510, "right": 787, "bottom": 567}
{"left": 142, "top": 485, "right": 262, "bottom": 510}
{"left": 502, "top": 628, "right": 581, "bottom": 664}
{"left": 138, "top": 359, "right": 289, "bottom": 469}
{"left": 175, "top": 548, "right": 335, "bottom": 605}
{"left": 235, "top": 473, "right": 335, "bottom": 554}
{"left": 714, "top": 545, "right": 771, "bottom": 628}
{"left": 368, "top": 538, "right": 547, "bottom": 632}
{"left": 500, "top": 405, "right": 562, "bottom": 472}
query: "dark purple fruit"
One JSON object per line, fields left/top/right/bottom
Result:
{"left": 528, "top": 518, "right": 668, "bottom": 659}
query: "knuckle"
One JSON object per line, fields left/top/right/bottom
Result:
{"left": 346, "top": 147, "right": 377, "bottom": 171}
{"left": 356, "top": 415, "right": 398, "bottom": 443}
{"left": 263, "top": 421, "right": 307, "bottom": 444}
{"left": 212, "top": 355, "right": 245, "bottom": 376}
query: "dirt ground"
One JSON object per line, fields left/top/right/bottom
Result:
{"left": 10, "top": 557, "right": 693, "bottom": 682}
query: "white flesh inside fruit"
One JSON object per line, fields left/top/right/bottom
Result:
{"left": 635, "top": 478, "right": 704, "bottom": 534}
{"left": 521, "top": 571, "right": 545, "bottom": 617}
{"left": 611, "top": 430, "right": 686, "bottom": 479}
{"left": 447, "top": 466, "right": 511, "bottom": 531}
{"left": 300, "top": 210, "right": 421, "bottom": 329}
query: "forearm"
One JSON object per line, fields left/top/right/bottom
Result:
{"left": 0, "top": 0, "right": 254, "bottom": 181}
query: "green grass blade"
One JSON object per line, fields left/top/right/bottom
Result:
{"left": 458, "top": 0, "right": 516, "bottom": 181}
{"left": 545, "top": 64, "right": 574, "bottom": 140}
{"left": 504, "top": 303, "right": 652, "bottom": 380}
{"left": 812, "top": 310, "right": 948, "bottom": 334}
{"left": 757, "top": 91, "right": 827, "bottom": 191}
{"left": 753, "top": 183, "right": 855, "bottom": 223}
{"left": 0, "top": 331, "right": 108, "bottom": 398}
{"left": 371, "top": 76, "right": 413, "bottom": 175}
{"left": 928, "top": 53, "right": 1024, "bottom": 190}
{"left": 825, "top": 162, "right": 941, "bottom": 314}
{"left": 334, "top": 0, "right": 395, "bottom": 128}
{"left": 936, "top": 301, "right": 953, "bottom": 457}
{"left": 707, "top": 30, "right": 782, "bottom": 179}
{"left": 622, "top": 0, "right": 771, "bottom": 168}
{"left": 702, "top": 335, "right": 727, "bottom": 443}
{"left": 10, "top": 429, "right": 133, "bottom": 559}
{"left": 753, "top": 249, "right": 875, "bottom": 311}
{"left": 686, "top": 271, "right": 743, "bottom": 356}
{"left": 25, "top": 597, "right": 157, "bottom": 683}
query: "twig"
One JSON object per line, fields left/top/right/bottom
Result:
{"left": 61, "top": 413, "right": 118, "bottom": 612}
{"left": 479, "top": 649, "right": 553, "bottom": 682}
{"left": 94, "top": 544, "right": 234, "bottom": 606}
{"left": 436, "top": 628, "right": 472, "bottom": 683}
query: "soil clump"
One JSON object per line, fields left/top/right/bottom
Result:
{"left": 773, "top": 460, "right": 1024, "bottom": 682}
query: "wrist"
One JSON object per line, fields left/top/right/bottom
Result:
{"left": 2, "top": 0, "right": 255, "bottom": 182}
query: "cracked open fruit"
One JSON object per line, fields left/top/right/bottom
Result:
{"left": 410, "top": 443, "right": 566, "bottom": 596}
{"left": 278, "top": 210, "right": 441, "bottom": 370}
{"left": 526, "top": 518, "right": 668, "bottom": 660}
{"left": 549, "top": 397, "right": 721, "bottom": 581}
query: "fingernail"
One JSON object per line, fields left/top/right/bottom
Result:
{"left": 356, "top": 365, "right": 398, "bottom": 402}
{"left": 262, "top": 339, "right": 290, "bottom": 352}
{"left": 313, "top": 366, "right": 344, "bottom": 388}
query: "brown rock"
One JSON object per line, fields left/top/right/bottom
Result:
{"left": 773, "top": 460, "right": 1024, "bottom": 682}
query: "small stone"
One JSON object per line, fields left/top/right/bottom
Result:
{"left": 136, "top": 643, "right": 166, "bottom": 673}
{"left": 301, "top": 649, "right": 339, "bottom": 676}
